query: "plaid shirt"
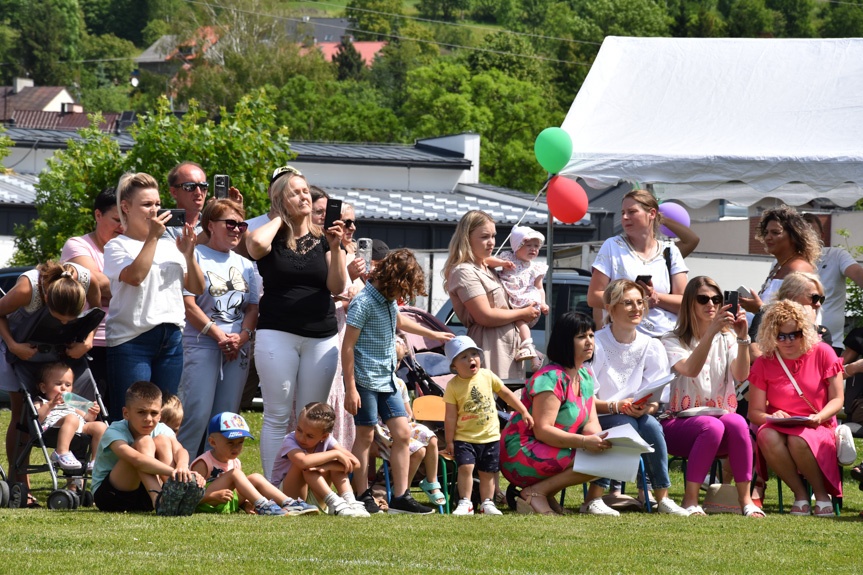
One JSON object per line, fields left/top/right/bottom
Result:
{"left": 346, "top": 282, "right": 398, "bottom": 392}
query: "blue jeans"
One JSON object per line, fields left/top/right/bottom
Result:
{"left": 593, "top": 413, "right": 671, "bottom": 490}
{"left": 107, "top": 324, "right": 183, "bottom": 422}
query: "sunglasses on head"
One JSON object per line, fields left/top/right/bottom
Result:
{"left": 270, "top": 165, "right": 302, "bottom": 186}
{"left": 695, "top": 294, "right": 723, "bottom": 306}
{"left": 178, "top": 182, "right": 208, "bottom": 193}
{"left": 776, "top": 330, "right": 803, "bottom": 342}
{"left": 212, "top": 219, "right": 249, "bottom": 232}
{"left": 809, "top": 293, "right": 825, "bottom": 305}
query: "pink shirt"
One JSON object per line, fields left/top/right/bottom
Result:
{"left": 61, "top": 234, "right": 108, "bottom": 346}
{"left": 191, "top": 450, "right": 242, "bottom": 483}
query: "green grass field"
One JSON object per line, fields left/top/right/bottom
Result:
{"left": 2, "top": 409, "right": 861, "bottom": 574}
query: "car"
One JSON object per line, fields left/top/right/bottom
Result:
{"left": 434, "top": 268, "right": 593, "bottom": 353}
{"left": 0, "top": 266, "right": 33, "bottom": 296}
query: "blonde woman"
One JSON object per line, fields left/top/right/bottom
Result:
{"left": 246, "top": 172, "right": 346, "bottom": 478}
{"left": 443, "top": 210, "right": 538, "bottom": 380}
{"left": 749, "top": 300, "right": 844, "bottom": 516}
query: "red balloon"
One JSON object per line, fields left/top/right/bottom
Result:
{"left": 547, "top": 176, "right": 588, "bottom": 224}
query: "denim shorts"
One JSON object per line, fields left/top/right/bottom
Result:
{"left": 354, "top": 385, "right": 408, "bottom": 427}
{"left": 453, "top": 440, "right": 500, "bottom": 473}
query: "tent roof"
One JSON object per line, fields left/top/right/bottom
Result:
{"left": 560, "top": 37, "right": 863, "bottom": 207}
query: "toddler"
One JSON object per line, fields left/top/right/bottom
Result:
{"left": 486, "top": 225, "right": 548, "bottom": 365}
{"left": 160, "top": 392, "right": 184, "bottom": 434}
{"left": 270, "top": 402, "right": 369, "bottom": 517}
{"left": 34, "top": 362, "right": 106, "bottom": 471}
{"left": 191, "top": 412, "right": 318, "bottom": 516}
{"left": 443, "top": 336, "right": 534, "bottom": 515}
{"left": 373, "top": 337, "right": 445, "bottom": 507}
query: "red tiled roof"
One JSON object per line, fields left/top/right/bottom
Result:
{"left": 11, "top": 110, "right": 118, "bottom": 132}
{"left": 0, "top": 86, "right": 72, "bottom": 121}
{"left": 303, "top": 41, "right": 387, "bottom": 67}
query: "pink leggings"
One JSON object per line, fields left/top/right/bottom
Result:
{"left": 662, "top": 414, "right": 753, "bottom": 483}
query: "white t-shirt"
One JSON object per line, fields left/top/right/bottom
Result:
{"left": 103, "top": 235, "right": 188, "bottom": 347}
{"left": 592, "top": 235, "right": 688, "bottom": 337}
{"left": 591, "top": 327, "right": 671, "bottom": 404}
{"left": 661, "top": 330, "right": 739, "bottom": 413}
{"left": 816, "top": 247, "right": 858, "bottom": 350}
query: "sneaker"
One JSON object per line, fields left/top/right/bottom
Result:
{"left": 387, "top": 491, "right": 434, "bottom": 515}
{"left": 358, "top": 488, "right": 384, "bottom": 514}
{"left": 50, "top": 451, "right": 82, "bottom": 471}
{"left": 177, "top": 480, "right": 206, "bottom": 516}
{"left": 283, "top": 499, "right": 319, "bottom": 515}
{"left": 479, "top": 499, "right": 502, "bottom": 515}
{"left": 329, "top": 499, "right": 366, "bottom": 517}
{"left": 452, "top": 498, "right": 474, "bottom": 516}
{"left": 87, "top": 460, "right": 94, "bottom": 472}
{"left": 349, "top": 500, "right": 371, "bottom": 517}
{"left": 154, "top": 478, "right": 186, "bottom": 516}
{"left": 580, "top": 497, "right": 620, "bottom": 516}
{"left": 656, "top": 497, "right": 690, "bottom": 516}
{"left": 255, "top": 499, "right": 288, "bottom": 516}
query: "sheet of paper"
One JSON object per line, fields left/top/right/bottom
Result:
{"left": 572, "top": 424, "right": 655, "bottom": 483}
{"left": 632, "top": 374, "right": 675, "bottom": 404}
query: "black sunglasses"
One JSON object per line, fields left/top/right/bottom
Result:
{"left": 695, "top": 294, "right": 723, "bottom": 306}
{"left": 212, "top": 219, "right": 249, "bottom": 232}
{"left": 343, "top": 219, "right": 356, "bottom": 229}
{"left": 776, "top": 330, "right": 804, "bottom": 342}
{"left": 809, "top": 293, "right": 825, "bottom": 305}
{"left": 178, "top": 182, "right": 209, "bottom": 193}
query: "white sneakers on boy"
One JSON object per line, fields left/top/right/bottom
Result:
{"left": 657, "top": 497, "right": 691, "bottom": 516}
{"left": 453, "top": 498, "right": 474, "bottom": 516}
{"left": 479, "top": 499, "right": 503, "bottom": 515}
{"left": 328, "top": 499, "right": 370, "bottom": 517}
{"left": 580, "top": 497, "right": 621, "bottom": 516}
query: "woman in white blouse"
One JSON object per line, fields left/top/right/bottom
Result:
{"left": 584, "top": 279, "right": 688, "bottom": 516}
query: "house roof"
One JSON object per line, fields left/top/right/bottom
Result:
{"left": 290, "top": 141, "right": 471, "bottom": 169}
{"left": 0, "top": 173, "right": 38, "bottom": 205}
{"left": 286, "top": 17, "right": 352, "bottom": 43}
{"left": 0, "top": 86, "right": 72, "bottom": 121}
{"left": 11, "top": 110, "right": 119, "bottom": 132}
{"left": 136, "top": 35, "right": 179, "bottom": 64}
{"left": 309, "top": 41, "right": 387, "bottom": 66}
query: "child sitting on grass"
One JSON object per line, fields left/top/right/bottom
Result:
{"left": 191, "top": 412, "right": 318, "bottom": 516}
{"left": 160, "top": 392, "right": 184, "bottom": 434}
{"left": 34, "top": 362, "right": 107, "bottom": 472}
{"left": 270, "top": 402, "right": 369, "bottom": 517}
{"left": 91, "top": 381, "right": 206, "bottom": 516}
{"left": 444, "top": 336, "right": 534, "bottom": 515}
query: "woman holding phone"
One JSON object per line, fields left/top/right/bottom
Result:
{"left": 103, "top": 172, "right": 204, "bottom": 420}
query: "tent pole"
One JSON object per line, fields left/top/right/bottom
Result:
{"left": 546, "top": 212, "right": 554, "bottom": 337}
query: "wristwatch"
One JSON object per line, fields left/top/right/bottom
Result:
{"left": 736, "top": 337, "right": 751, "bottom": 345}
{"left": 242, "top": 328, "right": 255, "bottom": 342}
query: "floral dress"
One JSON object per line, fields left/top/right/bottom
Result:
{"left": 497, "top": 251, "right": 548, "bottom": 328}
{"left": 500, "top": 364, "right": 594, "bottom": 487}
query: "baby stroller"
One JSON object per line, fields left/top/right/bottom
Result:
{"left": 397, "top": 306, "right": 454, "bottom": 397}
{"left": 5, "top": 308, "right": 105, "bottom": 510}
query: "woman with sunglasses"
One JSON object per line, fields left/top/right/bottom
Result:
{"left": 660, "top": 276, "right": 763, "bottom": 517}
{"left": 175, "top": 199, "right": 258, "bottom": 457}
{"left": 748, "top": 299, "right": 844, "bottom": 516}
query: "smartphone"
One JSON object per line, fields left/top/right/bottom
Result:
{"left": 324, "top": 198, "right": 343, "bottom": 229}
{"left": 723, "top": 290, "right": 739, "bottom": 316}
{"left": 157, "top": 208, "right": 186, "bottom": 227}
{"left": 737, "top": 285, "right": 754, "bottom": 299}
{"left": 635, "top": 274, "right": 652, "bottom": 285}
{"left": 357, "top": 237, "right": 373, "bottom": 271}
{"left": 214, "top": 174, "right": 230, "bottom": 199}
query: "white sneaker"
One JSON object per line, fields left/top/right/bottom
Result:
{"left": 329, "top": 499, "right": 366, "bottom": 517}
{"left": 656, "top": 497, "right": 690, "bottom": 516}
{"left": 349, "top": 500, "right": 371, "bottom": 517}
{"left": 580, "top": 497, "right": 620, "bottom": 516}
{"left": 452, "top": 498, "right": 474, "bottom": 516}
{"left": 479, "top": 499, "right": 503, "bottom": 515}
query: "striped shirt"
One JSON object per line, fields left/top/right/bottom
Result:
{"left": 346, "top": 282, "right": 398, "bottom": 392}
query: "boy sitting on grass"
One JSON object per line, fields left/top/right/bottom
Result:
{"left": 191, "top": 412, "right": 318, "bottom": 516}
{"left": 91, "top": 381, "right": 205, "bottom": 516}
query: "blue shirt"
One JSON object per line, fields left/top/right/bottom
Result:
{"left": 346, "top": 282, "right": 398, "bottom": 392}
{"left": 91, "top": 421, "right": 176, "bottom": 493}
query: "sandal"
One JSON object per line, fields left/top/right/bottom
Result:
{"left": 516, "top": 491, "right": 557, "bottom": 515}
{"left": 547, "top": 495, "right": 575, "bottom": 515}
{"left": 789, "top": 500, "right": 810, "bottom": 516}
{"left": 26, "top": 494, "right": 42, "bottom": 509}
{"left": 515, "top": 339, "right": 537, "bottom": 361}
{"left": 418, "top": 478, "right": 446, "bottom": 506}
{"left": 813, "top": 500, "right": 834, "bottom": 517}
{"left": 742, "top": 503, "right": 765, "bottom": 518}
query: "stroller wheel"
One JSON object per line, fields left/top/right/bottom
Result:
{"left": 81, "top": 489, "right": 94, "bottom": 508}
{"left": 506, "top": 483, "right": 521, "bottom": 511}
{"left": 7, "top": 482, "right": 27, "bottom": 509}
{"left": 70, "top": 490, "right": 80, "bottom": 509}
{"left": 47, "top": 489, "right": 76, "bottom": 510}
{"left": 0, "top": 480, "right": 9, "bottom": 508}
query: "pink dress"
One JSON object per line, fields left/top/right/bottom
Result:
{"left": 749, "top": 342, "right": 843, "bottom": 497}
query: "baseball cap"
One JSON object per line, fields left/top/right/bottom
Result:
{"left": 510, "top": 225, "right": 545, "bottom": 252}
{"left": 372, "top": 239, "right": 390, "bottom": 261}
{"left": 270, "top": 165, "right": 302, "bottom": 187}
{"left": 208, "top": 412, "right": 255, "bottom": 439}
{"left": 444, "top": 335, "right": 483, "bottom": 373}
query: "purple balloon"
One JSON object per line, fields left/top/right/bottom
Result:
{"left": 659, "top": 202, "right": 690, "bottom": 238}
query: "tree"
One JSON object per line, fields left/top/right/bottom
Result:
{"left": 466, "top": 32, "right": 547, "bottom": 83}
{"left": 334, "top": 38, "right": 367, "bottom": 81}
{"left": 346, "top": 0, "right": 403, "bottom": 40}
{"left": 820, "top": 0, "right": 863, "bottom": 37}
{"left": 78, "top": 33, "right": 137, "bottom": 91}
{"left": 369, "top": 21, "right": 440, "bottom": 110}
{"left": 416, "top": 0, "right": 471, "bottom": 21}
{"left": 727, "top": 0, "right": 774, "bottom": 37}
{"left": 13, "top": 91, "right": 292, "bottom": 264}
{"left": 766, "top": 0, "right": 815, "bottom": 37}
{"left": 17, "top": 0, "right": 85, "bottom": 85}
{"left": 0, "top": 125, "right": 12, "bottom": 170}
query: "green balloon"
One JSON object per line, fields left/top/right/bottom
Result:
{"left": 534, "top": 127, "right": 573, "bottom": 174}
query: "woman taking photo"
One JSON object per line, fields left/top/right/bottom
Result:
{"left": 500, "top": 312, "right": 611, "bottom": 515}
{"left": 749, "top": 300, "right": 844, "bottom": 516}
{"left": 103, "top": 172, "right": 204, "bottom": 420}
{"left": 443, "top": 210, "right": 538, "bottom": 380}
{"left": 584, "top": 279, "right": 688, "bottom": 516}
{"left": 588, "top": 190, "right": 688, "bottom": 337}
{"left": 176, "top": 199, "right": 259, "bottom": 457}
{"left": 660, "top": 276, "right": 763, "bottom": 517}
{"left": 247, "top": 171, "right": 347, "bottom": 478}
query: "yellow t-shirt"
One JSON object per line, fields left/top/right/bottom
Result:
{"left": 443, "top": 368, "right": 504, "bottom": 443}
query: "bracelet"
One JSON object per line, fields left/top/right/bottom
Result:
{"left": 201, "top": 320, "right": 215, "bottom": 335}
{"left": 242, "top": 328, "right": 255, "bottom": 341}
{"left": 736, "top": 337, "right": 751, "bottom": 345}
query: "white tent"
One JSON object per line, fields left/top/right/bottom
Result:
{"left": 559, "top": 36, "right": 863, "bottom": 208}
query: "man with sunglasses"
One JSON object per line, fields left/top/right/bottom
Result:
{"left": 164, "top": 162, "right": 243, "bottom": 244}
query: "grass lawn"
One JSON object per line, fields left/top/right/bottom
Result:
{"left": 1, "top": 409, "right": 861, "bottom": 574}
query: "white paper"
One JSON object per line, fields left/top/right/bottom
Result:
{"left": 572, "top": 424, "right": 655, "bottom": 483}
{"left": 632, "top": 374, "right": 674, "bottom": 404}
{"left": 676, "top": 406, "right": 727, "bottom": 418}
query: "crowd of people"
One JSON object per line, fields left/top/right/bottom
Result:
{"left": 1, "top": 167, "right": 860, "bottom": 518}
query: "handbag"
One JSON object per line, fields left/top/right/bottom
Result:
{"left": 703, "top": 483, "right": 741, "bottom": 514}
{"left": 777, "top": 355, "right": 857, "bottom": 466}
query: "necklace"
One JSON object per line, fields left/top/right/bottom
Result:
{"left": 620, "top": 233, "right": 660, "bottom": 264}
{"left": 759, "top": 254, "right": 795, "bottom": 296}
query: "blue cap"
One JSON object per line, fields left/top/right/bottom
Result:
{"left": 444, "top": 335, "right": 483, "bottom": 373}
{"left": 208, "top": 412, "right": 254, "bottom": 440}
